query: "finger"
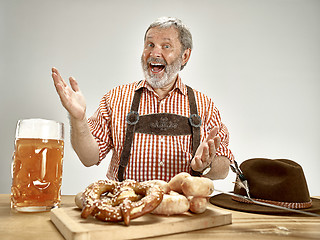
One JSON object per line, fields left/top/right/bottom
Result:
{"left": 191, "top": 156, "right": 203, "bottom": 171}
{"left": 51, "top": 67, "right": 58, "bottom": 74}
{"left": 54, "top": 82, "right": 69, "bottom": 105}
{"left": 214, "top": 136, "right": 221, "bottom": 150}
{"left": 201, "top": 144, "right": 210, "bottom": 163}
{"left": 206, "top": 126, "right": 219, "bottom": 141}
{"left": 52, "top": 72, "right": 63, "bottom": 89}
{"left": 52, "top": 67, "right": 67, "bottom": 87}
{"left": 208, "top": 139, "right": 216, "bottom": 158}
{"left": 69, "top": 77, "right": 80, "bottom": 92}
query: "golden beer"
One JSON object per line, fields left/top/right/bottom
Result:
{"left": 11, "top": 119, "right": 64, "bottom": 212}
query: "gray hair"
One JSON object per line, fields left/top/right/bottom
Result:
{"left": 144, "top": 17, "right": 193, "bottom": 70}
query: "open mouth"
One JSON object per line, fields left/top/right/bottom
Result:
{"left": 149, "top": 62, "right": 165, "bottom": 74}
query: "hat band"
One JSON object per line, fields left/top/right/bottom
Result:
{"left": 232, "top": 196, "right": 312, "bottom": 209}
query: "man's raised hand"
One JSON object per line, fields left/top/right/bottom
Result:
{"left": 51, "top": 67, "right": 86, "bottom": 120}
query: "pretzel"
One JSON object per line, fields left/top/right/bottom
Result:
{"left": 80, "top": 179, "right": 164, "bottom": 225}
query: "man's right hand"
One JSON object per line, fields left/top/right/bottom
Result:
{"left": 51, "top": 67, "right": 100, "bottom": 167}
{"left": 51, "top": 67, "right": 86, "bottom": 120}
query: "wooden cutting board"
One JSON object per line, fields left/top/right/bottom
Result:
{"left": 50, "top": 205, "right": 232, "bottom": 240}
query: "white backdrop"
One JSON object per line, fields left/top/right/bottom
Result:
{"left": 1, "top": 0, "right": 319, "bottom": 196}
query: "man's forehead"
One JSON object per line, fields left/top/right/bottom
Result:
{"left": 145, "top": 27, "right": 179, "bottom": 41}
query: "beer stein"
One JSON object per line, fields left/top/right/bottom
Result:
{"left": 11, "top": 119, "right": 64, "bottom": 212}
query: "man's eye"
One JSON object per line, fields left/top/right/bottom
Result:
{"left": 147, "top": 43, "right": 154, "bottom": 47}
{"left": 163, "top": 45, "right": 170, "bottom": 49}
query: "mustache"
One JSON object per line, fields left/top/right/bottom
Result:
{"left": 146, "top": 57, "right": 167, "bottom": 66}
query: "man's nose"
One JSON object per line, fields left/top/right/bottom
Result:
{"left": 150, "top": 46, "right": 162, "bottom": 58}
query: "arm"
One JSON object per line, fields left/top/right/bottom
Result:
{"left": 51, "top": 67, "right": 99, "bottom": 166}
{"left": 69, "top": 116, "right": 100, "bottom": 166}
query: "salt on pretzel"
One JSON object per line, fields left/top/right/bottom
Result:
{"left": 79, "top": 179, "right": 164, "bottom": 225}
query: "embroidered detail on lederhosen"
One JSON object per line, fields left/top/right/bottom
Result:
{"left": 118, "top": 85, "right": 202, "bottom": 181}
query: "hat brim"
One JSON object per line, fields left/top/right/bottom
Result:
{"left": 210, "top": 193, "right": 320, "bottom": 215}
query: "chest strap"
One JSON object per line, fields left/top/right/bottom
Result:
{"left": 118, "top": 85, "right": 201, "bottom": 181}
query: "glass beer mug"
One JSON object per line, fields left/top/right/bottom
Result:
{"left": 11, "top": 119, "right": 64, "bottom": 212}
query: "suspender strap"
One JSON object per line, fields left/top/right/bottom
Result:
{"left": 118, "top": 88, "right": 143, "bottom": 181}
{"left": 186, "top": 86, "right": 202, "bottom": 177}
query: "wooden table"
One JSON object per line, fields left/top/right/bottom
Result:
{"left": 1, "top": 194, "right": 319, "bottom": 240}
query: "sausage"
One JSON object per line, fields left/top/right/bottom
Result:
{"left": 151, "top": 191, "right": 190, "bottom": 216}
{"left": 75, "top": 191, "right": 84, "bottom": 209}
{"left": 188, "top": 196, "right": 208, "bottom": 213}
{"left": 168, "top": 172, "right": 191, "bottom": 194}
{"left": 181, "top": 176, "right": 214, "bottom": 197}
{"left": 145, "top": 179, "right": 170, "bottom": 194}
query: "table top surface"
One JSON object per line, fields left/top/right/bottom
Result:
{"left": 1, "top": 194, "right": 320, "bottom": 240}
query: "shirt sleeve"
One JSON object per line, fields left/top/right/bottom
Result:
{"left": 216, "top": 122, "right": 234, "bottom": 163}
{"left": 202, "top": 98, "right": 235, "bottom": 163}
{"left": 87, "top": 94, "right": 114, "bottom": 165}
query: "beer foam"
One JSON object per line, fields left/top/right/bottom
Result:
{"left": 16, "top": 118, "right": 64, "bottom": 140}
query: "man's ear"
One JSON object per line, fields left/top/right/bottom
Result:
{"left": 181, "top": 48, "right": 191, "bottom": 67}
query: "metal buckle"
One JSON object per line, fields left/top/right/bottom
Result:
{"left": 126, "top": 111, "right": 139, "bottom": 125}
{"left": 189, "top": 114, "right": 202, "bottom": 128}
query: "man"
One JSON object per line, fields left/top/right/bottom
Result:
{"left": 52, "top": 17, "right": 234, "bottom": 182}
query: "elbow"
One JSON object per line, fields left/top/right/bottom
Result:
{"left": 75, "top": 151, "right": 99, "bottom": 167}
{"left": 82, "top": 161, "right": 96, "bottom": 167}
{"left": 80, "top": 155, "right": 100, "bottom": 167}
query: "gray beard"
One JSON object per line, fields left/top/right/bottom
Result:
{"left": 141, "top": 56, "right": 182, "bottom": 89}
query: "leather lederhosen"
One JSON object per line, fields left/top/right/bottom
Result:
{"left": 117, "top": 85, "right": 202, "bottom": 181}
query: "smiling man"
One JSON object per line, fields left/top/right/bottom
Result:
{"left": 52, "top": 17, "right": 234, "bottom": 182}
{"left": 141, "top": 25, "right": 190, "bottom": 94}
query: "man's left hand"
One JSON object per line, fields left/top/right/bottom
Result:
{"left": 190, "top": 126, "right": 221, "bottom": 172}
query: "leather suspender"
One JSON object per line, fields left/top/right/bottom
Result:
{"left": 186, "top": 86, "right": 202, "bottom": 177}
{"left": 117, "top": 86, "right": 202, "bottom": 181}
{"left": 118, "top": 88, "right": 143, "bottom": 181}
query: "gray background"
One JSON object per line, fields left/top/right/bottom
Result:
{"left": 1, "top": 0, "right": 319, "bottom": 196}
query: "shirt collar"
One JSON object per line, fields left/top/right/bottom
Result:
{"left": 135, "top": 75, "right": 188, "bottom": 96}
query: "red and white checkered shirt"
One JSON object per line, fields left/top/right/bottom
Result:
{"left": 88, "top": 77, "right": 234, "bottom": 182}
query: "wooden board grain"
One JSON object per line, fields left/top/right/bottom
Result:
{"left": 50, "top": 205, "right": 232, "bottom": 240}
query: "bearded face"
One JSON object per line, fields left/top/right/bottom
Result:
{"left": 141, "top": 26, "right": 186, "bottom": 89}
{"left": 141, "top": 55, "right": 182, "bottom": 89}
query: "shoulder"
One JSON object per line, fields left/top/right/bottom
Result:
{"left": 190, "top": 87, "right": 215, "bottom": 107}
{"left": 109, "top": 81, "right": 139, "bottom": 95}
{"left": 189, "top": 86, "right": 221, "bottom": 121}
{"left": 96, "top": 82, "right": 140, "bottom": 110}
{"left": 103, "top": 81, "right": 140, "bottom": 100}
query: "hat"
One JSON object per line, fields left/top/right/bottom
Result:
{"left": 210, "top": 158, "right": 320, "bottom": 215}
